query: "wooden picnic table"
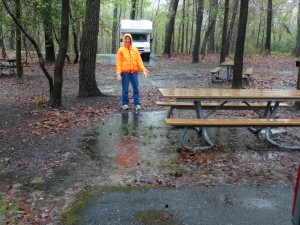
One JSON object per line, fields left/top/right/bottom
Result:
{"left": 159, "top": 88, "right": 300, "bottom": 150}
{"left": 0, "top": 58, "right": 16, "bottom": 75}
{"left": 220, "top": 60, "right": 234, "bottom": 80}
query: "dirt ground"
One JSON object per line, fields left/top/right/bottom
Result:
{"left": 1, "top": 54, "right": 300, "bottom": 224}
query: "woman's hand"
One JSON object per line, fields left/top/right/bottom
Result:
{"left": 143, "top": 70, "right": 149, "bottom": 78}
{"left": 117, "top": 74, "right": 122, "bottom": 81}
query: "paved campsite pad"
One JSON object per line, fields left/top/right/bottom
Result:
{"left": 76, "top": 185, "right": 292, "bottom": 225}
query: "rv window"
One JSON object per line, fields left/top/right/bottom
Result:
{"left": 131, "top": 34, "right": 147, "bottom": 42}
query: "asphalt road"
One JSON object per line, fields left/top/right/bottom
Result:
{"left": 78, "top": 185, "right": 293, "bottom": 225}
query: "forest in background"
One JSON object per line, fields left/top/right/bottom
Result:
{"left": 0, "top": 0, "right": 299, "bottom": 58}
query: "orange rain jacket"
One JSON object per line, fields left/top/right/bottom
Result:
{"left": 116, "top": 33, "right": 146, "bottom": 75}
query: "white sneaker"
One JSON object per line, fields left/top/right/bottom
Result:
{"left": 122, "top": 105, "right": 128, "bottom": 110}
{"left": 135, "top": 105, "right": 141, "bottom": 110}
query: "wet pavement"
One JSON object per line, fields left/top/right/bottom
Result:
{"left": 78, "top": 185, "right": 292, "bottom": 225}
{"left": 72, "top": 110, "right": 296, "bottom": 225}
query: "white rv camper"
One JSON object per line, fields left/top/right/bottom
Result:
{"left": 120, "top": 19, "right": 153, "bottom": 61}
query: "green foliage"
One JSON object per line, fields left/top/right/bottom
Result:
{"left": 1, "top": 0, "right": 299, "bottom": 58}
{"left": 119, "top": 122, "right": 157, "bottom": 145}
{"left": 0, "top": 199, "right": 17, "bottom": 215}
{"left": 272, "top": 36, "right": 296, "bottom": 55}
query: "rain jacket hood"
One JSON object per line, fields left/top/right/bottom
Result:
{"left": 123, "top": 33, "right": 133, "bottom": 48}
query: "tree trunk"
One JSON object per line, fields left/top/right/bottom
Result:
{"left": 78, "top": 0, "right": 102, "bottom": 97}
{"left": 70, "top": 10, "right": 79, "bottom": 64}
{"left": 130, "top": 0, "right": 137, "bottom": 20}
{"left": 224, "top": 0, "right": 239, "bottom": 57}
{"left": 295, "top": 1, "right": 300, "bottom": 57}
{"left": 181, "top": 0, "right": 185, "bottom": 54}
{"left": 208, "top": 0, "right": 218, "bottom": 54}
{"left": 0, "top": 25, "right": 7, "bottom": 58}
{"left": 9, "top": 29, "right": 15, "bottom": 50}
{"left": 200, "top": 0, "right": 218, "bottom": 56}
{"left": 256, "top": 5, "right": 262, "bottom": 52}
{"left": 192, "top": 0, "right": 204, "bottom": 63}
{"left": 111, "top": 4, "right": 118, "bottom": 54}
{"left": 189, "top": 0, "right": 196, "bottom": 54}
{"left": 51, "top": 0, "right": 70, "bottom": 107}
{"left": 232, "top": 0, "right": 249, "bottom": 89}
{"left": 15, "top": 0, "right": 23, "bottom": 78}
{"left": 139, "top": 0, "right": 144, "bottom": 19}
{"left": 163, "top": 0, "right": 179, "bottom": 56}
{"left": 185, "top": 0, "right": 191, "bottom": 54}
{"left": 43, "top": 0, "right": 56, "bottom": 63}
{"left": 296, "top": 1, "right": 300, "bottom": 109}
{"left": 265, "top": 0, "right": 272, "bottom": 54}
{"left": 296, "top": 66, "right": 300, "bottom": 109}
{"left": 220, "top": 0, "right": 229, "bottom": 64}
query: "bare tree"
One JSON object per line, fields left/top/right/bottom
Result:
{"left": 232, "top": 0, "right": 249, "bottom": 89}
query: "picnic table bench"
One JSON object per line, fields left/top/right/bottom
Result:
{"left": 156, "top": 100, "right": 289, "bottom": 118}
{"left": 209, "top": 67, "right": 224, "bottom": 83}
{"left": 158, "top": 88, "right": 300, "bottom": 150}
{"left": 0, "top": 58, "right": 16, "bottom": 75}
{"left": 243, "top": 67, "right": 254, "bottom": 83}
{"left": 0, "top": 58, "right": 29, "bottom": 76}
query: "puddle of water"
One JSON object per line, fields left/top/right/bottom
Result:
{"left": 273, "top": 71, "right": 294, "bottom": 76}
{"left": 87, "top": 111, "right": 175, "bottom": 175}
{"left": 78, "top": 109, "right": 300, "bottom": 185}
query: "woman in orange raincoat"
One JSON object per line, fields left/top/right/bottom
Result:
{"left": 116, "top": 33, "right": 149, "bottom": 110}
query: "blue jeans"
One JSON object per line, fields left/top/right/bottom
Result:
{"left": 121, "top": 72, "right": 140, "bottom": 106}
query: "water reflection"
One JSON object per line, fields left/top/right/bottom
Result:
{"left": 115, "top": 112, "right": 141, "bottom": 169}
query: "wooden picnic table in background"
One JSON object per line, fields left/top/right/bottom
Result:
{"left": 220, "top": 60, "right": 234, "bottom": 80}
{"left": 0, "top": 58, "right": 16, "bottom": 75}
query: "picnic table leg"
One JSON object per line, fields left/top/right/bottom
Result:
{"left": 248, "top": 101, "right": 273, "bottom": 134}
{"left": 177, "top": 101, "right": 214, "bottom": 150}
{"left": 226, "top": 66, "right": 233, "bottom": 80}
{"left": 166, "top": 106, "right": 174, "bottom": 118}
{"left": 179, "top": 127, "right": 212, "bottom": 150}
{"left": 9, "top": 61, "right": 15, "bottom": 75}
{"left": 227, "top": 66, "right": 230, "bottom": 80}
{"left": 194, "top": 101, "right": 213, "bottom": 147}
{"left": 264, "top": 101, "right": 300, "bottom": 150}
